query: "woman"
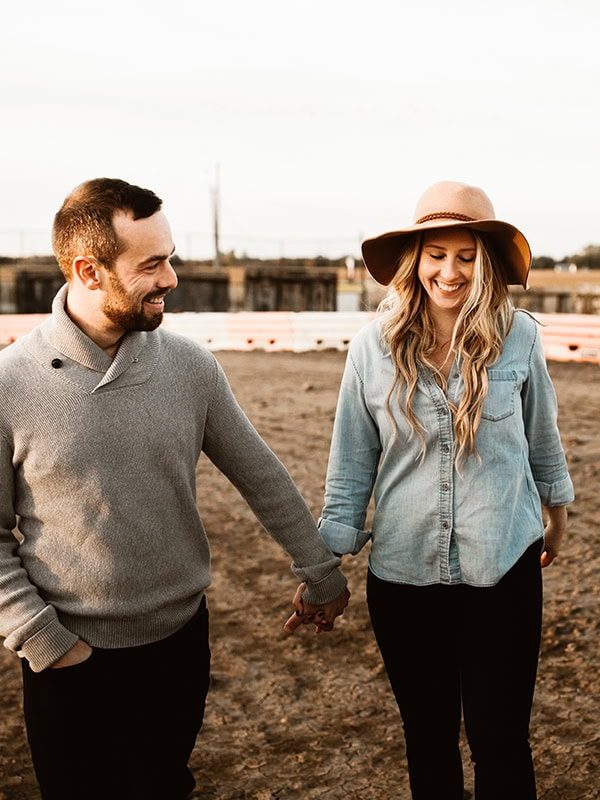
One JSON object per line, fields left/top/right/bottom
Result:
{"left": 317, "top": 182, "right": 574, "bottom": 800}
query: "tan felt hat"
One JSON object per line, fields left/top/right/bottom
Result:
{"left": 361, "top": 181, "right": 532, "bottom": 288}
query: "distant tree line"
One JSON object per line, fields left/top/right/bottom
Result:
{"left": 0, "top": 252, "right": 350, "bottom": 269}
{"left": 186, "top": 251, "right": 352, "bottom": 268}
{"left": 4, "top": 244, "right": 600, "bottom": 269}
{"left": 533, "top": 244, "right": 600, "bottom": 270}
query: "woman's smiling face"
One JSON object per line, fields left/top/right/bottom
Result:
{"left": 417, "top": 228, "right": 476, "bottom": 313}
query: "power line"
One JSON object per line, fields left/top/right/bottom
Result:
{"left": 0, "top": 229, "right": 363, "bottom": 259}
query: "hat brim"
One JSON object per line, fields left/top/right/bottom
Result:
{"left": 361, "top": 218, "right": 531, "bottom": 289}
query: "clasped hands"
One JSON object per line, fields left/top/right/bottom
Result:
{"left": 283, "top": 583, "right": 350, "bottom": 635}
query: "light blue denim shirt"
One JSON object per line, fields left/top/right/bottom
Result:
{"left": 318, "top": 310, "right": 574, "bottom": 587}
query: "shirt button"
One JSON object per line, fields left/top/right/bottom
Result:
{"left": 442, "top": 444, "right": 450, "bottom": 454}
{"left": 442, "top": 521, "right": 450, "bottom": 529}
{"left": 51, "top": 358, "right": 63, "bottom": 369}
{"left": 442, "top": 483, "right": 449, "bottom": 492}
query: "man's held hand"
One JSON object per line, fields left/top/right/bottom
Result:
{"left": 283, "top": 583, "right": 350, "bottom": 635}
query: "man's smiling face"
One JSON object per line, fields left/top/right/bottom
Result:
{"left": 100, "top": 210, "right": 178, "bottom": 332}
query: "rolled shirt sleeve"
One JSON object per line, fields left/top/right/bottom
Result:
{"left": 521, "top": 326, "right": 575, "bottom": 507}
{"left": 318, "top": 351, "right": 381, "bottom": 555}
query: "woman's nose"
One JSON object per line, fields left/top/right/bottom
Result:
{"left": 439, "top": 256, "right": 462, "bottom": 280}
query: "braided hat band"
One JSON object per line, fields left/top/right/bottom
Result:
{"left": 415, "top": 212, "right": 476, "bottom": 225}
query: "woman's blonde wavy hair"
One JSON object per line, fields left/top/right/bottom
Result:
{"left": 378, "top": 229, "right": 514, "bottom": 464}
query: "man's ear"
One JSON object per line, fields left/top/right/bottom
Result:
{"left": 72, "top": 256, "right": 104, "bottom": 290}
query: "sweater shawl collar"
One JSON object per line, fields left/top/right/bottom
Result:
{"left": 34, "top": 284, "right": 160, "bottom": 392}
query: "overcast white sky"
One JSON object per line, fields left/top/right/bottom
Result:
{"left": 1, "top": 0, "right": 599, "bottom": 259}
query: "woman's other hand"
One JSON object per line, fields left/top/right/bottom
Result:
{"left": 541, "top": 505, "right": 568, "bottom": 568}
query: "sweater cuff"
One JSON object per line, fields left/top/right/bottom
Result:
{"left": 317, "top": 517, "right": 371, "bottom": 556}
{"left": 301, "top": 566, "right": 348, "bottom": 606}
{"left": 13, "top": 613, "right": 80, "bottom": 673}
{"left": 535, "top": 475, "right": 575, "bottom": 507}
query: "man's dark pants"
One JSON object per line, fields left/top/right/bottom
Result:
{"left": 21, "top": 598, "right": 210, "bottom": 800}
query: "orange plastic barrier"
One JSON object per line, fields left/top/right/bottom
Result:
{"left": 225, "top": 312, "right": 296, "bottom": 351}
{"left": 291, "top": 312, "right": 373, "bottom": 351}
{"left": 1, "top": 312, "right": 599, "bottom": 365}
{"left": 0, "top": 314, "right": 49, "bottom": 346}
{"left": 534, "top": 313, "right": 600, "bottom": 364}
{"left": 162, "top": 313, "right": 231, "bottom": 349}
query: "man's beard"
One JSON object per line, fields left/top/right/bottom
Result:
{"left": 102, "top": 271, "right": 166, "bottom": 332}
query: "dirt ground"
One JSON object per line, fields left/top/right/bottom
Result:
{"left": 0, "top": 352, "right": 598, "bottom": 800}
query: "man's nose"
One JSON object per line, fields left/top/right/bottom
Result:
{"left": 158, "top": 260, "right": 178, "bottom": 290}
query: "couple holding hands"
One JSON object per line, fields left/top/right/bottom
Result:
{"left": 0, "top": 177, "right": 572, "bottom": 800}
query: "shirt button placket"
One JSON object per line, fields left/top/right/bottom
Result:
{"left": 425, "top": 372, "right": 455, "bottom": 585}
{"left": 439, "top": 429, "right": 453, "bottom": 583}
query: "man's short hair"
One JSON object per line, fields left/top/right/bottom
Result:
{"left": 52, "top": 178, "right": 162, "bottom": 280}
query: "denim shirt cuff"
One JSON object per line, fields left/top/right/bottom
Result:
{"left": 535, "top": 475, "right": 575, "bottom": 507}
{"left": 317, "top": 517, "right": 371, "bottom": 555}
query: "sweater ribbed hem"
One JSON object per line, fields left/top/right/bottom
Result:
{"left": 20, "top": 618, "right": 80, "bottom": 673}
{"left": 300, "top": 567, "right": 347, "bottom": 605}
{"left": 57, "top": 593, "right": 206, "bottom": 651}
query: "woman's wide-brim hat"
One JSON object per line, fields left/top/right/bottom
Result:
{"left": 361, "top": 181, "right": 532, "bottom": 289}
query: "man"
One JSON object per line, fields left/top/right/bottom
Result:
{"left": 0, "top": 178, "right": 349, "bottom": 800}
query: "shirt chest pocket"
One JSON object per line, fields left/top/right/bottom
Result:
{"left": 481, "top": 369, "right": 518, "bottom": 421}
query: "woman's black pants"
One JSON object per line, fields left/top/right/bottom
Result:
{"left": 367, "top": 539, "right": 543, "bottom": 800}
{"left": 21, "top": 599, "right": 210, "bottom": 800}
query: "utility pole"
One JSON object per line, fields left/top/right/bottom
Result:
{"left": 358, "top": 231, "right": 367, "bottom": 310}
{"left": 211, "top": 164, "right": 220, "bottom": 269}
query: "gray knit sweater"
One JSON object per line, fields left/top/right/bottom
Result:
{"left": 0, "top": 286, "right": 346, "bottom": 672}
